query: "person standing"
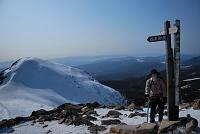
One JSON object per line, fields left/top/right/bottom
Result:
{"left": 145, "top": 69, "right": 167, "bottom": 123}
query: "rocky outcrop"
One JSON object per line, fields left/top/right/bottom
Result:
{"left": 109, "top": 116, "right": 198, "bottom": 134}
{"left": 127, "top": 103, "right": 143, "bottom": 111}
{"left": 113, "top": 105, "right": 125, "bottom": 110}
{"left": 106, "top": 110, "right": 122, "bottom": 118}
{"left": 88, "top": 125, "right": 106, "bottom": 134}
{"left": 0, "top": 102, "right": 101, "bottom": 130}
{"left": 110, "top": 123, "right": 157, "bottom": 134}
{"left": 186, "top": 114, "right": 198, "bottom": 133}
{"left": 180, "top": 103, "right": 191, "bottom": 109}
{"left": 0, "top": 102, "right": 199, "bottom": 134}
{"left": 128, "top": 112, "right": 147, "bottom": 118}
{"left": 101, "top": 119, "right": 122, "bottom": 125}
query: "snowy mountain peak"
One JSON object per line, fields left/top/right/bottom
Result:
{"left": 0, "top": 57, "right": 125, "bottom": 120}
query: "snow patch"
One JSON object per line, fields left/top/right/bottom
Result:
{"left": 183, "top": 77, "right": 200, "bottom": 82}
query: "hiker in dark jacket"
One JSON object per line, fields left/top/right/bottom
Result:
{"left": 145, "top": 69, "right": 167, "bottom": 123}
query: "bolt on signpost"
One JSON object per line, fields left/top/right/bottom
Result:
{"left": 147, "top": 20, "right": 180, "bottom": 121}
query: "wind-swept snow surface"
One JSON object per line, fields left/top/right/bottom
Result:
{"left": 0, "top": 58, "right": 125, "bottom": 120}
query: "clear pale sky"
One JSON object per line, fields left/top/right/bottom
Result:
{"left": 0, "top": 0, "right": 200, "bottom": 61}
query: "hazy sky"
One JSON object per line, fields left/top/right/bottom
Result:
{"left": 0, "top": 0, "right": 200, "bottom": 61}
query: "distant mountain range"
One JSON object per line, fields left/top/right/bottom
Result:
{"left": 0, "top": 54, "right": 196, "bottom": 80}
{"left": 77, "top": 54, "right": 194, "bottom": 80}
{"left": 101, "top": 56, "right": 200, "bottom": 105}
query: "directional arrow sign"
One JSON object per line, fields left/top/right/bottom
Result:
{"left": 147, "top": 35, "right": 166, "bottom": 42}
{"left": 169, "top": 26, "right": 178, "bottom": 34}
{"left": 160, "top": 26, "right": 178, "bottom": 35}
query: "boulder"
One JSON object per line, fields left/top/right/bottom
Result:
{"left": 128, "top": 112, "right": 147, "bottom": 118}
{"left": 85, "top": 102, "right": 101, "bottom": 109}
{"left": 106, "top": 110, "right": 122, "bottom": 118}
{"left": 135, "top": 123, "right": 158, "bottom": 134}
{"left": 192, "top": 99, "right": 200, "bottom": 110}
{"left": 88, "top": 125, "right": 106, "bottom": 134}
{"left": 180, "top": 103, "right": 191, "bottom": 109}
{"left": 43, "top": 124, "right": 48, "bottom": 128}
{"left": 62, "top": 115, "right": 94, "bottom": 126}
{"left": 128, "top": 103, "right": 136, "bottom": 111}
{"left": 81, "top": 106, "right": 94, "bottom": 113}
{"left": 158, "top": 120, "right": 186, "bottom": 134}
{"left": 82, "top": 115, "right": 97, "bottom": 121}
{"left": 58, "top": 103, "right": 82, "bottom": 112}
{"left": 110, "top": 125, "right": 140, "bottom": 133}
{"left": 85, "top": 110, "right": 99, "bottom": 116}
{"left": 46, "top": 130, "right": 52, "bottom": 134}
{"left": 113, "top": 105, "right": 125, "bottom": 110}
{"left": 101, "top": 119, "right": 122, "bottom": 125}
{"left": 109, "top": 123, "right": 157, "bottom": 134}
{"left": 186, "top": 115, "right": 198, "bottom": 133}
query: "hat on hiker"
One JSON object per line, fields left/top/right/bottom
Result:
{"left": 150, "top": 69, "right": 160, "bottom": 76}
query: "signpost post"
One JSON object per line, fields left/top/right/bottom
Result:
{"left": 174, "top": 20, "right": 180, "bottom": 118}
{"left": 147, "top": 20, "right": 180, "bottom": 121}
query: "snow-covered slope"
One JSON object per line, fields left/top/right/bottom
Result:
{"left": 0, "top": 58, "right": 125, "bottom": 120}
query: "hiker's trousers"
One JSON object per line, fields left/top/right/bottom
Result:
{"left": 150, "top": 97, "right": 164, "bottom": 122}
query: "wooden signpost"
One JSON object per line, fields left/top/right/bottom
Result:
{"left": 147, "top": 20, "right": 180, "bottom": 121}
{"left": 174, "top": 20, "right": 180, "bottom": 118}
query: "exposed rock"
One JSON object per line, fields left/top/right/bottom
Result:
{"left": 186, "top": 114, "right": 198, "bottom": 133}
{"left": 128, "top": 112, "right": 147, "bottom": 118}
{"left": 110, "top": 123, "right": 157, "bottom": 134}
{"left": 58, "top": 103, "right": 82, "bottom": 112}
{"left": 106, "top": 110, "right": 122, "bottom": 118}
{"left": 88, "top": 125, "right": 106, "bottom": 134}
{"left": 46, "top": 130, "right": 52, "bottom": 134}
{"left": 113, "top": 105, "right": 125, "bottom": 110}
{"left": 82, "top": 115, "right": 97, "bottom": 121}
{"left": 158, "top": 120, "right": 186, "bottom": 133}
{"left": 101, "top": 119, "right": 121, "bottom": 125}
{"left": 43, "top": 124, "right": 48, "bottom": 128}
{"left": 85, "top": 110, "right": 99, "bottom": 116}
{"left": 14, "top": 117, "right": 30, "bottom": 124}
{"left": 98, "top": 105, "right": 107, "bottom": 108}
{"left": 0, "top": 119, "right": 15, "bottom": 129}
{"left": 128, "top": 103, "right": 136, "bottom": 111}
{"left": 108, "top": 116, "right": 199, "bottom": 134}
{"left": 135, "top": 123, "right": 158, "bottom": 134}
{"left": 192, "top": 99, "right": 200, "bottom": 110}
{"left": 180, "top": 103, "right": 191, "bottom": 109}
{"left": 110, "top": 125, "right": 140, "bottom": 133}
{"left": 62, "top": 115, "right": 94, "bottom": 126}
{"left": 85, "top": 102, "right": 101, "bottom": 109}
{"left": 107, "top": 105, "right": 116, "bottom": 109}
{"left": 37, "top": 115, "right": 52, "bottom": 122}
{"left": 81, "top": 106, "right": 94, "bottom": 113}
{"left": 31, "top": 109, "right": 49, "bottom": 117}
